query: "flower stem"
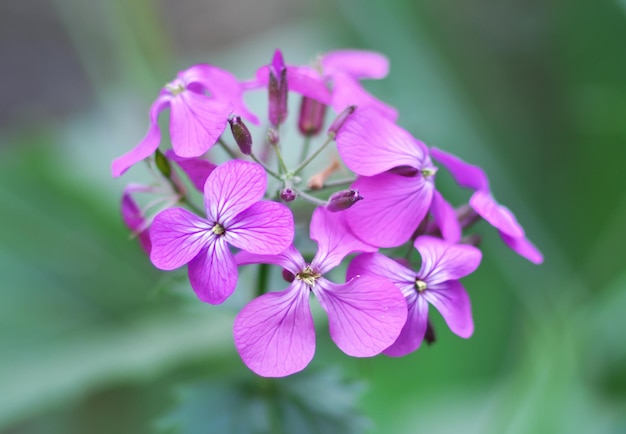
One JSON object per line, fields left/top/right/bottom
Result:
{"left": 293, "top": 188, "right": 327, "bottom": 207}
{"left": 256, "top": 263, "right": 270, "bottom": 298}
{"left": 299, "top": 135, "right": 312, "bottom": 163}
{"left": 250, "top": 152, "right": 282, "bottom": 181}
{"left": 274, "top": 144, "right": 289, "bottom": 174}
{"left": 217, "top": 138, "right": 240, "bottom": 160}
{"left": 292, "top": 134, "right": 333, "bottom": 176}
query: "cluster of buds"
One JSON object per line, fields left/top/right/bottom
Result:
{"left": 112, "top": 49, "right": 543, "bottom": 377}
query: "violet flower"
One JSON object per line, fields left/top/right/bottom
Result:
{"left": 233, "top": 207, "right": 407, "bottom": 377}
{"left": 149, "top": 160, "right": 294, "bottom": 304}
{"left": 165, "top": 150, "right": 216, "bottom": 192}
{"left": 336, "top": 107, "right": 459, "bottom": 247}
{"left": 111, "top": 65, "right": 258, "bottom": 177}
{"left": 430, "top": 148, "right": 543, "bottom": 264}
{"left": 348, "top": 236, "right": 482, "bottom": 356}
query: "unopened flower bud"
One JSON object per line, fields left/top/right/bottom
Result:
{"left": 298, "top": 97, "right": 327, "bottom": 136}
{"left": 279, "top": 188, "right": 296, "bottom": 202}
{"left": 268, "top": 67, "right": 288, "bottom": 126}
{"left": 282, "top": 269, "right": 295, "bottom": 282}
{"left": 228, "top": 116, "right": 253, "bottom": 155}
{"left": 267, "top": 128, "right": 280, "bottom": 146}
{"left": 326, "top": 189, "right": 363, "bottom": 212}
{"left": 327, "top": 105, "right": 356, "bottom": 139}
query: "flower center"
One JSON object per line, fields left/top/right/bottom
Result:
{"left": 165, "top": 81, "right": 185, "bottom": 96}
{"left": 212, "top": 223, "right": 225, "bottom": 236}
{"left": 296, "top": 265, "right": 321, "bottom": 287}
{"left": 421, "top": 167, "right": 438, "bottom": 178}
{"left": 415, "top": 279, "right": 427, "bottom": 292}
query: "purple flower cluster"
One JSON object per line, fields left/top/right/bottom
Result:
{"left": 113, "top": 49, "right": 543, "bottom": 377}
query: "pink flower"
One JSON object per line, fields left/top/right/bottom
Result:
{"left": 233, "top": 207, "right": 407, "bottom": 377}
{"left": 336, "top": 107, "right": 456, "bottom": 247}
{"left": 348, "top": 236, "right": 482, "bottom": 356}
{"left": 165, "top": 150, "right": 216, "bottom": 192}
{"left": 430, "top": 148, "right": 543, "bottom": 264}
{"left": 111, "top": 65, "right": 258, "bottom": 177}
{"left": 149, "top": 160, "right": 294, "bottom": 304}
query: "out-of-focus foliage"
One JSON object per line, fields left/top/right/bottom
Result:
{"left": 1, "top": 0, "right": 625, "bottom": 433}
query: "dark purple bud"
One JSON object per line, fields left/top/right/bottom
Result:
{"left": 425, "top": 320, "right": 436, "bottom": 346}
{"left": 282, "top": 269, "right": 295, "bottom": 282}
{"left": 279, "top": 188, "right": 296, "bottom": 202}
{"left": 327, "top": 105, "right": 356, "bottom": 138}
{"left": 326, "top": 189, "right": 363, "bottom": 212}
{"left": 268, "top": 67, "right": 288, "bottom": 126}
{"left": 298, "top": 97, "right": 327, "bottom": 136}
{"left": 228, "top": 116, "right": 252, "bottom": 155}
{"left": 267, "top": 128, "right": 280, "bottom": 146}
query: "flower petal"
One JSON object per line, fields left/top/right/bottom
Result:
{"left": 310, "top": 207, "right": 377, "bottom": 274}
{"left": 226, "top": 201, "right": 294, "bottom": 254}
{"left": 166, "top": 150, "right": 216, "bottom": 192}
{"left": 470, "top": 190, "right": 525, "bottom": 238}
{"left": 203, "top": 160, "right": 267, "bottom": 224}
{"left": 287, "top": 65, "right": 332, "bottom": 104}
{"left": 322, "top": 50, "right": 389, "bottom": 79}
{"left": 424, "top": 280, "right": 474, "bottom": 338}
{"left": 429, "top": 147, "right": 489, "bottom": 191}
{"left": 183, "top": 64, "right": 259, "bottom": 124}
{"left": 343, "top": 173, "right": 434, "bottom": 248}
{"left": 336, "top": 107, "right": 423, "bottom": 176}
{"left": 314, "top": 276, "right": 407, "bottom": 357}
{"left": 384, "top": 295, "right": 429, "bottom": 357}
{"left": 149, "top": 208, "right": 212, "bottom": 270}
{"left": 111, "top": 93, "right": 170, "bottom": 177}
{"left": 169, "top": 91, "right": 231, "bottom": 158}
{"left": 500, "top": 232, "right": 544, "bottom": 264}
{"left": 234, "top": 282, "right": 315, "bottom": 377}
{"left": 121, "top": 191, "right": 151, "bottom": 254}
{"left": 430, "top": 189, "right": 462, "bottom": 243}
{"left": 330, "top": 72, "right": 398, "bottom": 120}
{"left": 414, "top": 236, "right": 482, "bottom": 285}
{"left": 188, "top": 237, "right": 238, "bottom": 304}
{"left": 235, "top": 244, "right": 305, "bottom": 275}
{"left": 347, "top": 252, "right": 415, "bottom": 291}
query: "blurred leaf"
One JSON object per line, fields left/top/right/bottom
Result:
{"left": 159, "top": 369, "right": 369, "bottom": 434}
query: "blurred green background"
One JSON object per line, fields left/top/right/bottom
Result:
{"left": 2, "top": 0, "right": 626, "bottom": 432}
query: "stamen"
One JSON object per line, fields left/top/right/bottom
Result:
{"left": 415, "top": 279, "right": 427, "bottom": 292}
{"left": 212, "top": 223, "right": 225, "bottom": 236}
{"left": 296, "top": 265, "right": 321, "bottom": 287}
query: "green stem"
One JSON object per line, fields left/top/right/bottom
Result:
{"left": 274, "top": 145, "right": 289, "bottom": 174}
{"left": 250, "top": 152, "right": 282, "bottom": 181}
{"left": 293, "top": 188, "right": 327, "bottom": 207}
{"left": 256, "top": 263, "right": 270, "bottom": 298}
{"left": 218, "top": 138, "right": 240, "bottom": 160}
{"left": 292, "top": 135, "right": 334, "bottom": 176}
{"left": 299, "top": 135, "right": 312, "bottom": 163}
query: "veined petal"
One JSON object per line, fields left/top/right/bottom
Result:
{"left": 322, "top": 50, "right": 389, "bottom": 79}
{"left": 424, "top": 280, "right": 474, "bottom": 338}
{"left": 330, "top": 73, "right": 398, "bottom": 121}
{"left": 310, "top": 207, "right": 377, "bottom": 274}
{"left": 414, "top": 236, "right": 482, "bottom": 285}
{"left": 336, "top": 107, "right": 422, "bottom": 176}
{"left": 149, "top": 208, "right": 212, "bottom": 270}
{"left": 235, "top": 244, "right": 305, "bottom": 275}
{"left": 183, "top": 64, "right": 259, "bottom": 124}
{"left": 500, "top": 232, "right": 544, "bottom": 264}
{"left": 430, "top": 147, "right": 489, "bottom": 191}
{"left": 470, "top": 190, "right": 525, "bottom": 238}
{"left": 226, "top": 201, "right": 294, "bottom": 255}
{"left": 384, "top": 295, "right": 429, "bottom": 357}
{"left": 188, "top": 237, "right": 238, "bottom": 304}
{"left": 234, "top": 282, "right": 315, "bottom": 377}
{"left": 313, "top": 276, "right": 407, "bottom": 357}
{"left": 343, "top": 173, "right": 434, "bottom": 248}
{"left": 430, "top": 189, "right": 462, "bottom": 243}
{"left": 169, "top": 91, "right": 231, "bottom": 158}
{"left": 166, "top": 150, "right": 216, "bottom": 192}
{"left": 347, "top": 252, "right": 415, "bottom": 291}
{"left": 203, "top": 160, "right": 267, "bottom": 224}
{"left": 111, "top": 94, "right": 170, "bottom": 177}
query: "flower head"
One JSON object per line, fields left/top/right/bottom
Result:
{"left": 234, "top": 207, "right": 407, "bottom": 377}
{"left": 348, "top": 236, "right": 482, "bottom": 356}
{"left": 112, "top": 65, "right": 257, "bottom": 177}
{"left": 149, "top": 160, "right": 294, "bottom": 304}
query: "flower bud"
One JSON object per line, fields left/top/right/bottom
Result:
{"left": 326, "top": 189, "right": 363, "bottom": 212}
{"left": 298, "top": 97, "right": 327, "bottom": 136}
{"left": 279, "top": 188, "right": 296, "bottom": 202}
{"left": 282, "top": 269, "right": 295, "bottom": 282}
{"left": 267, "top": 128, "right": 280, "bottom": 146}
{"left": 327, "top": 105, "right": 356, "bottom": 139}
{"left": 268, "top": 68, "right": 288, "bottom": 126}
{"left": 228, "top": 116, "right": 252, "bottom": 155}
